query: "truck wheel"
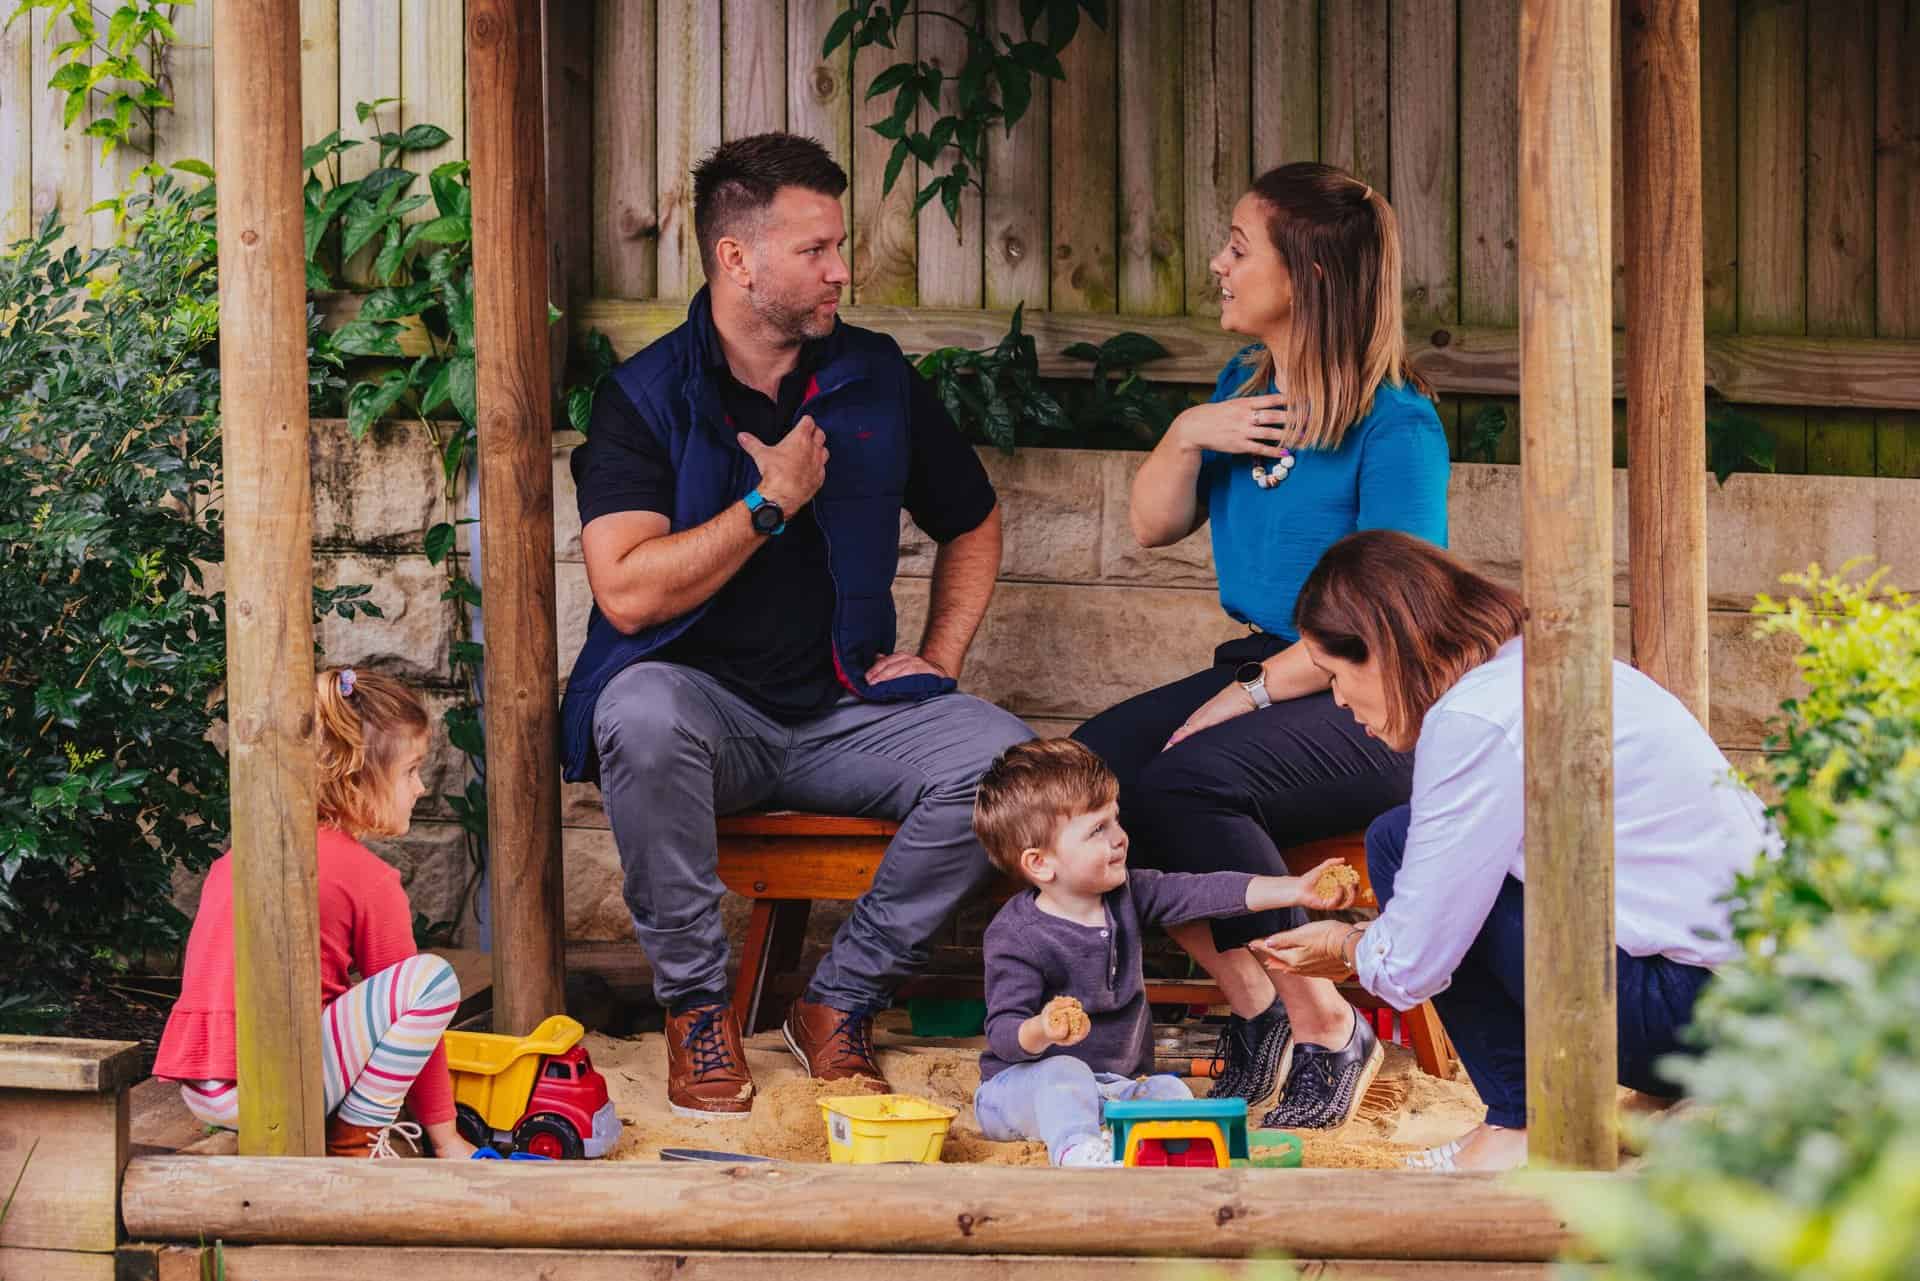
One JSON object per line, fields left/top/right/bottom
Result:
{"left": 513, "top": 1113, "right": 584, "bottom": 1160}
{"left": 455, "top": 1104, "right": 493, "bottom": 1152}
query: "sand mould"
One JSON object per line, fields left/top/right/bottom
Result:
{"left": 593, "top": 1012, "right": 1486, "bottom": 1169}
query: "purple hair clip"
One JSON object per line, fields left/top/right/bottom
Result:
{"left": 339, "top": 668, "right": 357, "bottom": 698}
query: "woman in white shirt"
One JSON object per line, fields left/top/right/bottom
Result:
{"left": 1256, "top": 529, "right": 1775, "bottom": 1172}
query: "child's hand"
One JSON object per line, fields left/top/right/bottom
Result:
{"left": 1040, "top": 995, "right": 1092, "bottom": 1046}
{"left": 1293, "top": 858, "right": 1362, "bottom": 911}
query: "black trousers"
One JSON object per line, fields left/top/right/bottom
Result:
{"left": 1073, "top": 632, "right": 1414, "bottom": 951}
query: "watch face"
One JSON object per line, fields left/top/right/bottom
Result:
{"left": 1235, "top": 661, "right": 1265, "bottom": 686}
{"left": 751, "top": 501, "right": 784, "bottom": 533}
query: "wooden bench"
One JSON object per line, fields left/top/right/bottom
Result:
{"left": 716, "top": 812, "right": 1458, "bottom": 1078}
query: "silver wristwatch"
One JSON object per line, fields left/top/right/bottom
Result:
{"left": 1234, "top": 661, "right": 1272, "bottom": 710}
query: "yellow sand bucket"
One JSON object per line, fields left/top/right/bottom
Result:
{"left": 818, "top": 1093, "right": 957, "bottom": 1164}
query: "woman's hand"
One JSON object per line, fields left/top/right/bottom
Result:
{"left": 1172, "top": 393, "right": 1294, "bottom": 459}
{"left": 1250, "top": 920, "right": 1361, "bottom": 980}
{"left": 1166, "top": 680, "right": 1257, "bottom": 749}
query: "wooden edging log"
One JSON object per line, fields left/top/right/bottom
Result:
{"left": 119, "top": 1157, "right": 1587, "bottom": 1261}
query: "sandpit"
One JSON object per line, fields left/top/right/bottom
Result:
{"left": 591, "top": 1010, "right": 1487, "bottom": 1169}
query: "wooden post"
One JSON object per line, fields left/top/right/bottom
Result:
{"left": 1517, "top": 0, "right": 1618, "bottom": 1169}
{"left": 213, "top": 0, "right": 326, "bottom": 1157}
{"left": 468, "top": 0, "right": 568, "bottom": 1033}
{"left": 1623, "top": 0, "right": 1708, "bottom": 724}
{"left": 0, "top": 1037, "right": 139, "bottom": 1276}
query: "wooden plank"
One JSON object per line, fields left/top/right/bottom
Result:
{"left": 173, "top": 1245, "right": 1558, "bottom": 1281}
{"left": 400, "top": 0, "right": 467, "bottom": 225}
{"left": 1251, "top": 0, "right": 1317, "bottom": 171}
{"left": 1806, "top": 412, "right": 1878, "bottom": 476}
{"left": 1623, "top": 0, "right": 1708, "bottom": 722}
{"left": 546, "top": 0, "right": 597, "bottom": 387}
{"left": 1388, "top": 0, "right": 1459, "bottom": 328}
{"left": 723, "top": 0, "right": 786, "bottom": 139}
{"left": 655, "top": 0, "right": 722, "bottom": 299}
{"left": 0, "top": 1247, "right": 115, "bottom": 1281}
{"left": 31, "top": 8, "right": 94, "bottom": 251}
{"left": 564, "top": 296, "right": 1920, "bottom": 407}
{"left": 787, "top": 0, "right": 854, "bottom": 231}
{"left": 1460, "top": 0, "right": 1520, "bottom": 325}
{"left": 1117, "top": 0, "right": 1182, "bottom": 315}
{"left": 1876, "top": 0, "right": 1919, "bottom": 339}
{"left": 716, "top": 812, "right": 901, "bottom": 838}
{"left": 0, "top": 1036, "right": 142, "bottom": 1093}
{"left": 213, "top": 0, "right": 327, "bottom": 1157}
{"left": 915, "top": 0, "right": 983, "bottom": 308}
{"left": 1182, "top": 0, "right": 1250, "bottom": 318}
{"left": 0, "top": 9, "right": 28, "bottom": 243}
{"left": 469, "top": 0, "right": 569, "bottom": 1036}
{"left": 1517, "top": 0, "right": 1618, "bottom": 1170}
{"left": 0, "top": 1089, "right": 127, "bottom": 1253}
{"left": 299, "top": 0, "right": 339, "bottom": 152}
{"left": 1320, "top": 0, "right": 1389, "bottom": 192}
{"left": 850, "top": 12, "right": 917, "bottom": 304}
{"left": 983, "top": 0, "right": 1048, "bottom": 309}
{"left": 1806, "top": 0, "right": 1875, "bottom": 339}
{"left": 338, "top": 0, "right": 402, "bottom": 282}
{"left": 121, "top": 1156, "right": 1588, "bottom": 1259}
{"left": 716, "top": 843, "right": 889, "bottom": 900}
{"left": 1049, "top": 9, "right": 1115, "bottom": 311}
{"left": 592, "top": 0, "right": 658, "bottom": 297}
{"left": 1698, "top": 0, "right": 1736, "bottom": 332}
{"left": 155, "top": 0, "right": 215, "bottom": 172}
{"left": 1736, "top": 0, "right": 1806, "bottom": 334}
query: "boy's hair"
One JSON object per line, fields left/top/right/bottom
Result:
{"left": 692, "top": 132, "right": 849, "bottom": 277}
{"left": 313, "top": 667, "right": 430, "bottom": 838}
{"left": 972, "top": 739, "right": 1119, "bottom": 882}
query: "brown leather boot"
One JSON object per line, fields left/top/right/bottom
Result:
{"left": 782, "top": 997, "right": 889, "bottom": 1090}
{"left": 325, "top": 1115, "right": 380, "bottom": 1158}
{"left": 665, "top": 1001, "right": 754, "bottom": 1119}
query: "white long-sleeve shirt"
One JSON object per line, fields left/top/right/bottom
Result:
{"left": 1354, "top": 637, "right": 1778, "bottom": 1011}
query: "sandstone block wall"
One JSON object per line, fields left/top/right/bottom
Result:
{"left": 306, "top": 418, "right": 1920, "bottom": 950}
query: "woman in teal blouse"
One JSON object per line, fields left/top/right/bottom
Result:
{"left": 1075, "top": 162, "right": 1450, "bottom": 1131}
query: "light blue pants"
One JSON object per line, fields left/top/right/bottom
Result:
{"left": 973, "top": 1055, "right": 1192, "bottom": 1164}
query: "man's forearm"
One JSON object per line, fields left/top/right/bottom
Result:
{"left": 917, "top": 505, "right": 1002, "bottom": 677}
{"left": 588, "top": 502, "right": 763, "bottom": 633}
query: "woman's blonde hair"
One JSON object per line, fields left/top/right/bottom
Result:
{"left": 1231, "top": 162, "right": 1430, "bottom": 449}
{"left": 314, "top": 666, "right": 430, "bottom": 837}
{"left": 1295, "top": 531, "right": 1527, "bottom": 751}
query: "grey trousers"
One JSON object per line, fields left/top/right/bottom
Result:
{"left": 593, "top": 661, "right": 1035, "bottom": 1012}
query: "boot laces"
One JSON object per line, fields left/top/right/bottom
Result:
{"left": 369, "top": 1120, "right": 423, "bottom": 1160}
{"left": 681, "top": 1004, "right": 738, "bottom": 1080}
{"left": 829, "top": 1008, "right": 880, "bottom": 1073}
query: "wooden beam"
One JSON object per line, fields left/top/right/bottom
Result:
{"left": 0, "top": 1036, "right": 142, "bottom": 1094}
{"left": 1518, "top": 0, "right": 1619, "bottom": 1170}
{"left": 150, "top": 1244, "right": 1556, "bottom": 1281}
{"left": 1623, "top": 0, "right": 1708, "bottom": 723}
{"left": 213, "top": 0, "right": 326, "bottom": 1158}
{"left": 0, "top": 1090, "right": 127, "bottom": 1253}
{"left": 467, "top": 0, "right": 568, "bottom": 1033}
{"left": 119, "top": 1157, "right": 1586, "bottom": 1259}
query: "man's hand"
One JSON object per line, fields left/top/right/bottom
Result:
{"left": 738, "top": 414, "right": 828, "bottom": 514}
{"left": 864, "top": 652, "right": 953, "bottom": 684}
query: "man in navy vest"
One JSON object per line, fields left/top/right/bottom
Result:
{"left": 562, "top": 133, "right": 1033, "bottom": 1118}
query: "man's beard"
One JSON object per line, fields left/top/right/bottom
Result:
{"left": 747, "top": 281, "right": 837, "bottom": 343}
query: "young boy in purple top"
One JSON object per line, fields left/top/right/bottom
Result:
{"left": 969, "top": 740, "right": 1359, "bottom": 1166}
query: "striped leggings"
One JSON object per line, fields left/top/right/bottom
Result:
{"left": 179, "top": 953, "right": 460, "bottom": 1129}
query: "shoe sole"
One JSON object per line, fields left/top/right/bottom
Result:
{"left": 1333, "top": 1039, "right": 1387, "bottom": 1130}
{"left": 668, "top": 1099, "right": 753, "bottom": 1121}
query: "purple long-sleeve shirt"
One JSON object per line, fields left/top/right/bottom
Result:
{"left": 979, "top": 867, "right": 1255, "bottom": 1081}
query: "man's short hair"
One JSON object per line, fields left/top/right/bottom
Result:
{"left": 972, "top": 739, "right": 1119, "bottom": 883}
{"left": 692, "top": 132, "right": 848, "bottom": 276}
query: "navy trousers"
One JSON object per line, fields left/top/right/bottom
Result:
{"left": 1075, "top": 632, "right": 1413, "bottom": 952}
{"left": 1365, "top": 804, "right": 1713, "bottom": 1128}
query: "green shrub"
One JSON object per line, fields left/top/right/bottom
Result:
{"left": 1560, "top": 563, "right": 1920, "bottom": 1281}
{"left": 0, "top": 182, "right": 374, "bottom": 1026}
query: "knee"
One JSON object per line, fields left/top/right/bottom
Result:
{"left": 1365, "top": 805, "right": 1412, "bottom": 904}
{"left": 594, "top": 668, "right": 707, "bottom": 772}
{"left": 930, "top": 699, "right": 1034, "bottom": 798}
{"left": 404, "top": 952, "right": 460, "bottom": 1004}
{"left": 1030, "top": 1054, "right": 1096, "bottom": 1089}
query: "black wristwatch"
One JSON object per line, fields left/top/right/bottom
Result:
{"left": 744, "top": 488, "right": 786, "bottom": 536}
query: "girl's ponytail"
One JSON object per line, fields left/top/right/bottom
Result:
{"left": 313, "top": 666, "right": 430, "bottom": 836}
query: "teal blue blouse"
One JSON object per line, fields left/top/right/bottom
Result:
{"left": 1200, "top": 351, "right": 1450, "bottom": 642}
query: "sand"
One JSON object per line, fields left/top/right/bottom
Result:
{"left": 1314, "top": 863, "right": 1363, "bottom": 899}
{"left": 591, "top": 1010, "right": 1488, "bottom": 1169}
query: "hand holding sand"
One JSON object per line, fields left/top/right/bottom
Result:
{"left": 1040, "top": 995, "right": 1092, "bottom": 1046}
{"left": 1296, "top": 858, "right": 1362, "bottom": 911}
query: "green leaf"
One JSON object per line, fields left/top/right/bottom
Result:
{"left": 394, "top": 122, "right": 452, "bottom": 152}
{"left": 357, "top": 166, "right": 415, "bottom": 201}
{"left": 1096, "top": 332, "right": 1172, "bottom": 368}
{"left": 356, "top": 96, "right": 399, "bottom": 123}
{"left": 329, "top": 318, "right": 405, "bottom": 357}
{"left": 418, "top": 359, "right": 452, "bottom": 416}
{"left": 106, "top": 5, "right": 136, "bottom": 53}
{"left": 566, "top": 383, "right": 596, "bottom": 432}
{"left": 61, "top": 88, "right": 85, "bottom": 128}
{"left": 882, "top": 137, "right": 909, "bottom": 195}
{"left": 429, "top": 160, "right": 470, "bottom": 217}
{"left": 424, "top": 522, "right": 456, "bottom": 565}
{"left": 341, "top": 197, "right": 392, "bottom": 260}
{"left": 169, "top": 158, "right": 215, "bottom": 179}
{"left": 822, "top": 5, "right": 860, "bottom": 58}
{"left": 346, "top": 370, "right": 410, "bottom": 438}
{"left": 995, "top": 61, "right": 1032, "bottom": 128}
{"left": 865, "top": 61, "right": 916, "bottom": 100}
{"left": 447, "top": 354, "right": 478, "bottom": 426}
{"left": 48, "top": 61, "right": 88, "bottom": 92}
{"left": 409, "top": 214, "right": 470, "bottom": 246}
{"left": 358, "top": 282, "right": 435, "bottom": 321}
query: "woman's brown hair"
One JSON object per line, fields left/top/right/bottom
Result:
{"left": 1294, "top": 531, "right": 1526, "bottom": 750}
{"left": 1232, "top": 162, "right": 1430, "bottom": 449}
{"left": 314, "top": 666, "right": 430, "bottom": 837}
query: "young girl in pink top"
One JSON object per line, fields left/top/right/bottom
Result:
{"left": 154, "top": 667, "right": 474, "bottom": 1159}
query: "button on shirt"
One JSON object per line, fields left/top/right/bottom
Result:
{"left": 1355, "top": 638, "right": 1780, "bottom": 1011}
